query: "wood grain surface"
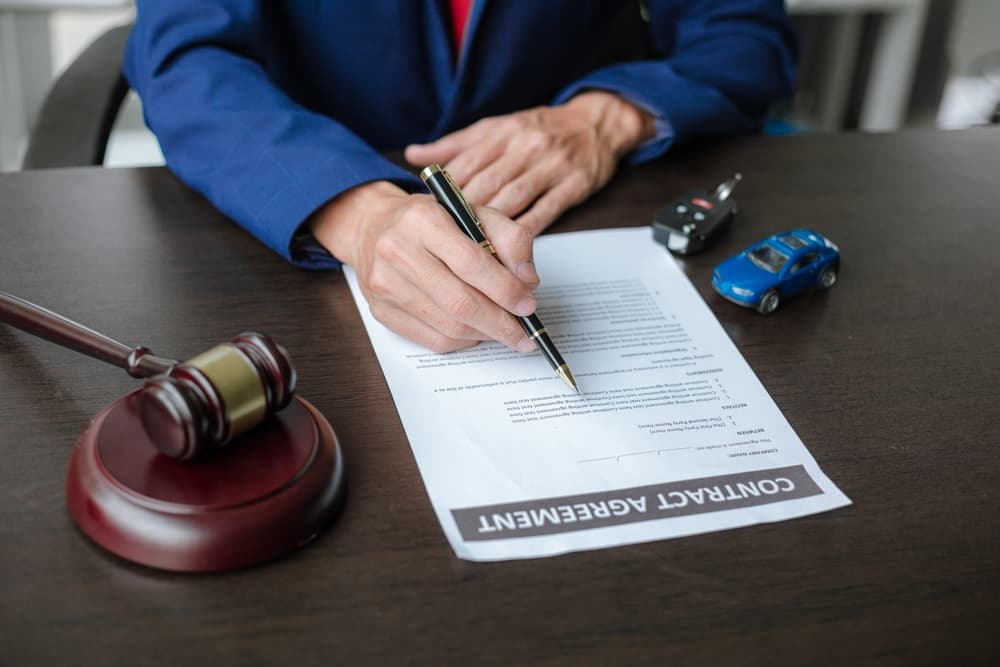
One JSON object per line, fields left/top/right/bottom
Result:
{"left": 1, "top": 128, "right": 998, "bottom": 666}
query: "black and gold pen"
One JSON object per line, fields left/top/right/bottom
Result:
{"left": 420, "top": 164, "right": 578, "bottom": 393}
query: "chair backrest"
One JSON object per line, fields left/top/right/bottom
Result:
{"left": 22, "top": 23, "right": 133, "bottom": 170}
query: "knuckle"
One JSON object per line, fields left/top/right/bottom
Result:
{"left": 489, "top": 278, "right": 521, "bottom": 308}
{"left": 520, "top": 129, "right": 549, "bottom": 153}
{"left": 367, "top": 269, "right": 392, "bottom": 298}
{"left": 497, "top": 320, "right": 522, "bottom": 345}
{"left": 373, "top": 234, "right": 400, "bottom": 263}
{"left": 369, "top": 302, "right": 388, "bottom": 325}
{"left": 507, "top": 222, "right": 532, "bottom": 248}
{"left": 478, "top": 173, "right": 502, "bottom": 198}
{"left": 396, "top": 206, "right": 421, "bottom": 227}
{"left": 442, "top": 318, "right": 472, "bottom": 341}
{"left": 500, "top": 116, "right": 522, "bottom": 133}
{"left": 565, "top": 170, "right": 589, "bottom": 192}
{"left": 506, "top": 179, "right": 531, "bottom": 206}
{"left": 471, "top": 116, "right": 495, "bottom": 132}
{"left": 444, "top": 290, "right": 480, "bottom": 320}
{"left": 453, "top": 244, "right": 484, "bottom": 275}
{"left": 493, "top": 222, "right": 531, "bottom": 255}
{"left": 408, "top": 198, "right": 441, "bottom": 222}
{"left": 537, "top": 195, "right": 561, "bottom": 218}
{"left": 512, "top": 129, "right": 535, "bottom": 154}
{"left": 427, "top": 334, "right": 455, "bottom": 354}
{"left": 553, "top": 151, "right": 573, "bottom": 172}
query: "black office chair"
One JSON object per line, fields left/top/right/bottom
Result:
{"left": 22, "top": 23, "right": 133, "bottom": 170}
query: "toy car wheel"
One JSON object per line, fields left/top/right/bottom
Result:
{"left": 757, "top": 290, "right": 780, "bottom": 314}
{"left": 818, "top": 265, "right": 838, "bottom": 289}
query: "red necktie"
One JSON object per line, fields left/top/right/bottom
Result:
{"left": 448, "top": 0, "right": 473, "bottom": 59}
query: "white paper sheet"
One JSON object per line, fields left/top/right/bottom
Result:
{"left": 344, "top": 227, "right": 851, "bottom": 561}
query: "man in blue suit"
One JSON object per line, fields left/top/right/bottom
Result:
{"left": 125, "top": 1, "right": 796, "bottom": 354}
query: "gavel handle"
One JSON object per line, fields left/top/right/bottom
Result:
{"left": 0, "top": 290, "right": 177, "bottom": 378}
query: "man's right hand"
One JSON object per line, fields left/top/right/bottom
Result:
{"left": 310, "top": 180, "right": 541, "bottom": 354}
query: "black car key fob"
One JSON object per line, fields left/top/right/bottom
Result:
{"left": 652, "top": 173, "right": 741, "bottom": 255}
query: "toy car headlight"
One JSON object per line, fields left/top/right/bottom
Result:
{"left": 731, "top": 286, "right": 754, "bottom": 297}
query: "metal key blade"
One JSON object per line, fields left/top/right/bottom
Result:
{"left": 712, "top": 173, "right": 742, "bottom": 202}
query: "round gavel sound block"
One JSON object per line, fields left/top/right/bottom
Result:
{"left": 67, "top": 391, "right": 345, "bottom": 572}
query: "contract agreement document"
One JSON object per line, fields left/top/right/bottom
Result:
{"left": 344, "top": 227, "right": 850, "bottom": 561}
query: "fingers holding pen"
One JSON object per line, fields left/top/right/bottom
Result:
{"left": 415, "top": 213, "right": 538, "bottom": 351}
{"left": 310, "top": 182, "right": 538, "bottom": 353}
{"left": 346, "top": 197, "right": 528, "bottom": 352}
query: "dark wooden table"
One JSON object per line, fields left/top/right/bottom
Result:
{"left": 2, "top": 129, "right": 998, "bottom": 665}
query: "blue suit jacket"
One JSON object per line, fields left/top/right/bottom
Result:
{"left": 124, "top": 1, "right": 796, "bottom": 268}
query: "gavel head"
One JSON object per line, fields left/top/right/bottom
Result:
{"left": 138, "top": 333, "right": 297, "bottom": 460}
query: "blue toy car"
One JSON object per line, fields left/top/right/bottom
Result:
{"left": 712, "top": 229, "right": 840, "bottom": 314}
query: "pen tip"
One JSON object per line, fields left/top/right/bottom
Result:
{"left": 556, "top": 364, "right": 578, "bottom": 393}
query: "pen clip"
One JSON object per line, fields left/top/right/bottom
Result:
{"left": 442, "top": 169, "right": 483, "bottom": 231}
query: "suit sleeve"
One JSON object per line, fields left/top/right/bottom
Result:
{"left": 124, "top": 0, "right": 421, "bottom": 269}
{"left": 552, "top": 0, "right": 797, "bottom": 163}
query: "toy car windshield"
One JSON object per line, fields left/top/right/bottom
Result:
{"left": 748, "top": 244, "right": 788, "bottom": 273}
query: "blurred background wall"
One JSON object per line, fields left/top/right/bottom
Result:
{"left": 1, "top": 0, "right": 998, "bottom": 172}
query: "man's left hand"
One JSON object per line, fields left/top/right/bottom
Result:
{"left": 404, "top": 91, "right": 655, "bottom": 237}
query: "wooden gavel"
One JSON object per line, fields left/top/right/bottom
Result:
{"left": 0, "top": 290, "right": 296, "bottom": 460}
